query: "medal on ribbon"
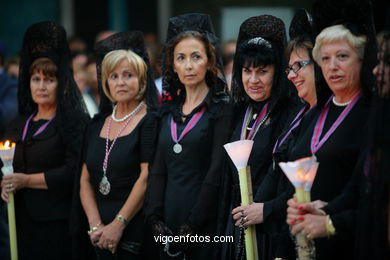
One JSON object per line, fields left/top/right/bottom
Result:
{"left": 170, "top": 106, "right": 206, "bottom": 154}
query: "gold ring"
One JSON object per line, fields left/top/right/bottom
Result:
{"left": 108, "top": 243, "right": 113, "bottom": 248}
{"left": 244, "top": 217, "right": 248, "bottom": 222}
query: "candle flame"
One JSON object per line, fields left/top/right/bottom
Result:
{"left": 297, "top": 167, "right": 310, "bottom": 181}
{"left": 0, "top": 140, "right": 15, "bottom": 150}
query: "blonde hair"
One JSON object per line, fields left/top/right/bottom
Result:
{"left": 313, "top": 24, "right": 367, "bottom": 64}
{"left": 101, "top": 49, "right": 147, "bottom": 102}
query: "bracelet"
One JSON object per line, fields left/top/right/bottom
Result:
{"left": 87, "top": 222, "right": 101, "bottom": 236}
{"left": 325, "top": 215, "right": 336, "bottom": 237}
{"left": 116, "top": 214, "right": 128, "bottom": 224}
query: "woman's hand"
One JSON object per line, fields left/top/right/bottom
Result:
{"left": 290, "top": 214, "right": 328, "bottom": 239}
{"left": 310, "top": 200, "right": 328, "bottom": 209}
{"left": 150, "top": 218, "right": 173, "bottom": 237}
{"left": 96, "top": 220, "right": 125, "bottom": 254}
{"left": 286, "top": 198, "right": 326, "bottom": 226}
{"left": 2, "top": 173, "right": 29, "bottom": 192}
{"left": 232, "top": 202, "right": 264, "bottom": 227}
{"left": 1, "top": 186, "right": 9, "bottom": 202}
{"left": 89, "top": 224, "right": 105, "bottom": 246}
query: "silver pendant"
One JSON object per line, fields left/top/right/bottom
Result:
{"left": 173, "top": 143, "right": 182, "bottom": 154}
{"left": 99, "top": 176, "right": 111, "bottom": 195}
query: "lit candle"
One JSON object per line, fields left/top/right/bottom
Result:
{"left": 0, "top": 140, "right": 18, "bottom": 260}
{"left": 279, "top": 157, "right": 319, "bottom": 260}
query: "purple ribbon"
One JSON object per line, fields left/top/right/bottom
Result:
{"left": 22, "top": 112, "right": 56, "bottom": 141}
{"left": 272, "top": 104, "right": 310, "bottom": 154}
{"left": 310, "top": 91, "right": 362, "bottom": 155}
{"left": 170, "top": 106, "right": 206, "bottom": 144}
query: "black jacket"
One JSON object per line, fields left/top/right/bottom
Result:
{"left": 3, "top": 115, "right": 85, "bottom": 221}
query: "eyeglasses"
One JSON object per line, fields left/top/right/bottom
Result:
{"left": 285, "top": 60, "right": 313, "bottom": 75}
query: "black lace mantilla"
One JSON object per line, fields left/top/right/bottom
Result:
{"left": 94, "top": 31, "right": 159, "bottom": 115}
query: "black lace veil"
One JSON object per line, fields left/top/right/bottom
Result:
{"left": 94, "top": 31, "right": 159, "bottom": 116}
{"left": 355, "top": 25, "right": 390, "bottom": 260}
{"left": 289, "top": 9, "right": 332, "bottom": 105}
{"left": 161, "top": 13, "right": 227, "bottom": 102}
{"left": 231, "top": 15, "right": 291, "bottom": 107}
{"left": 18, "top": 21, "right": 88, "bottom": 145}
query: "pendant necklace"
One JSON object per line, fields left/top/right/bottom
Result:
{"left": 100, "top": 103, "right": 144, "bottom": 195}
{"left": 240, "top": 103, "right": 269, "bottom": 140}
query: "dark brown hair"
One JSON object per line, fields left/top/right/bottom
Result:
{"left": 285, "top": 36, "right": 313, "bottom": 60}
{"left": 164, "top": 31, "right": 219, "bottom": 99}
{"left": 29, "top": 57, "right": 58, "bottom": 78}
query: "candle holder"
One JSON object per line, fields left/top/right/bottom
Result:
{"left": 0, "top": 140, "right": 18, "bottom": 260}
{"left": 279, "top": 156, "right": 319, "bottom": 260}
{"left": 224, "top": 140, "right": 258, "bottom": 260}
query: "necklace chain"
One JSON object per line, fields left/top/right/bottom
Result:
{"left": 103, "top": 102, "right": 144, "bottom": 175}
{"left": 332, "top": 96, "right": 352, "bottom": 106}
{"left": 111, "top": 102, "right": 144, "bottom": 122}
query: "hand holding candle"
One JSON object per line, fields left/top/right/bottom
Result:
{"left": 0, "top": 140, "right": 18, "bottom": 260}
{"left": 279, "top": 156, "right": 319, "bottom": 260}
{"left": 224, "top": 140, "right": 258, "bottom": 260}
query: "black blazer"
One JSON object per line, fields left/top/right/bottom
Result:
{"left": 4, "top": 115, "right": 83, "bottom": 221}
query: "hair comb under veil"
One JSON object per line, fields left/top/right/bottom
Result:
{"left": 161, "top": 13, "right": 227, "bottom": 102}
{"left": 94, "top": 31, "right": 159, "bottom": 115}
{"left": 231, "top": 15, "right": 291, "bottom": 105}
{"left": 289, "top": 9, "right": 315, "bottom": 42}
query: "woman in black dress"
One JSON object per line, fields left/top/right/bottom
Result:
{"left": 221, "top": 15, "right": 299, "bottom": 260}
{"left": 285, "top": 16, "right": 376, "bottom": 260}
{"left": 0, "top": 22, "right": 88, "bottom": 260}
{"left": 252, "top": 9, "right": 324, "bottom": 260}
{"left": 79, "top": 31, "right": 159, "bottom": 260}
{"left": 286, "top": 7, "right": 388, "bottom": 260}
{"left": 145, "top": 13, "right": 230, "bottom": 260}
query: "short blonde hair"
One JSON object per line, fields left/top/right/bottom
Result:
{"left": 101, "top": 49, "right": 147, "bottom": 102}
{"left": 313, "top": 24, "right": 367, "bottom": 64}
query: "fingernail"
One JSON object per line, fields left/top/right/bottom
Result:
{"left": 297, "top": 205, "right": 303, "bottom": 210}
{"left": 298, "top": 216, "right": 304, "bottom": 221}
{"left": 290, "top": 219, "right": 295, "bottom": 224}
{"left": 299, "top": 211, "right": 306, "bottom": 215}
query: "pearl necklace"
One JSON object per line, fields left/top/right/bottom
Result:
{"left": 332, "top": 96, "right": 352, "bottom": 107}
{"left": 111, "top": 102, "right": 144, "bottom": 122}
